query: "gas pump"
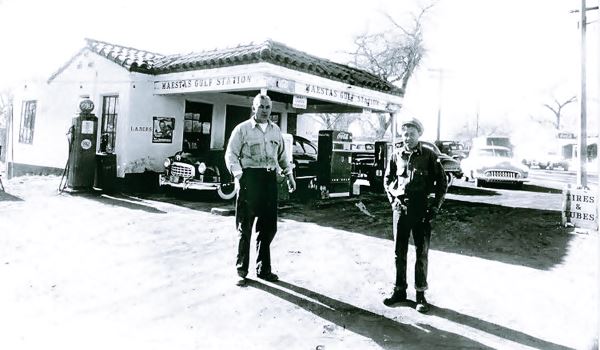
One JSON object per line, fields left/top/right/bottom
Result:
{"left": 66, "top": 99, "right": 98, "bottom": 191}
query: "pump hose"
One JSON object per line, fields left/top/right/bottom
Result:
{"left": 58, "top": 126, "right": 74, "bottom": 193}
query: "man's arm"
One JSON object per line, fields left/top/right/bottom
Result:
{"left": 277, "top": 133, "right": 296, "bottom": 192}
{"left": 224, "top": 125, "right": 244, "bottom": 179}
{"left": 430, "top": 154, "right": 447, "bottom": 211}
{"left": 383, "top": 151, "right": 397, "bottom": 204}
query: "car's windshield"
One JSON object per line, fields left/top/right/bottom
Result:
{"left": 477, "top": 148, "right": 510, "bottom": 157}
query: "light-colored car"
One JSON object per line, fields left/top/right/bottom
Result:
{"left": 462, "top": 146, "right": 529, "bottom": 188}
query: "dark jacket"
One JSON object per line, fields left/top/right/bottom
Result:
{"left": 384, "top": 142, "right": 447, "bottom": 209}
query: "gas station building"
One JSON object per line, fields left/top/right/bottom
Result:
{"left": 6, "top": 38, "right": 403, "bottom": 186}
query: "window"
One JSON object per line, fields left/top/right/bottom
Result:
{"left": 19, "top": 100, "right": 37, "bottom": 144}
{"left": 100, "top": 95, "right": 118, "bottom": 153}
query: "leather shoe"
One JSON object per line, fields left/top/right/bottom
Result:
{"left": 416, "top": 291, "right": 429, "bottom": 313}
{"left": 257, "top": 272, "right": 279, "bottom": 282}
{"left": 383, "top": 289, "right": 407, "bottom": 306}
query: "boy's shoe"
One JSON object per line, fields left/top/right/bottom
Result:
{"left": 383, "top": 289, "right": 407, "bottom": 306}
{"left": 416, "top": 291, "right": 429, "bottom": 313}
{"left": 257, "top": 272, "right": 279, "bottom": 282}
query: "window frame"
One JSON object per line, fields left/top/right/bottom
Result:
{"left": 100, "top": 95, "right": 119, "bottom": 153}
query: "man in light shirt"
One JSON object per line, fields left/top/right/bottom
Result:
{"left": 225, "top": 93, "right": 296, "bottom": 287}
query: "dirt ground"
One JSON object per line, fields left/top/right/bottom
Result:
{"left": 0, "top": 175, "right": 598, "bottom": 349}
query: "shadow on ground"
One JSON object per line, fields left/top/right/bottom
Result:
{"left": 283, "top": 192, "right": 572, "bottom": 271}
{"left": 0, "top": 191, "right": 24, "bottom": 202}
{"left": 111, "top": 182, "right": 572, "bottom": 270}
{"left": 249, "top": 279, "right": 493, "bottom": 349}
{"left": 447, "top": 185, "right": 499, "bottom": 196}
{"left": 70, "top": 192, "right": 167, "bottom": 214}
{"left": 429, "top": 305, "right": 573, "bottom": 350}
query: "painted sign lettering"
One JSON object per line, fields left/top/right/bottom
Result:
{"left": 562, "top": 186, "right": 598, "bottom": 230}
{"left": 155, "top": 75, "right": 253, "bottom": 93}
{"left": 297, "top": 83, "right": 383, "bottom": 109}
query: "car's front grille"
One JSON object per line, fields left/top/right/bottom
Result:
{"left": 171, "top": 163, "right": 195, "bottom": 177}
{"left": 485, "top": 170, "right": 520, "bottom": 179}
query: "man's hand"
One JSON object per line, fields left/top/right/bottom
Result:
{"left": 391, "top": 198, "right": 402, "bottom": 211}
{"left": 426, "top": 206, "right": 439, "bottom": 221}
{"left": 287, "top": 174, "right": 296, "bottom": 193}
{"left": 234, "top": 175, "right": 241, "bottom": 192}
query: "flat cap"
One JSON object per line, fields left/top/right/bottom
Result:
{"left": 400, "top": 117, "right": 424, "bottom": 136}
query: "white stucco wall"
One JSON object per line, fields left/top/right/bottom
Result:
{"left": 10, "top": 49, "right": 134, "bottom": 171}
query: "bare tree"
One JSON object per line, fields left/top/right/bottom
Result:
{"left": 0, "top": 89, "right": 13, "bottom": 129}
{"left": 0, "top": 89, "right": 13, "bottom": 163}
{"left": 362, "top": 113, "right": 393, "bottom": 139}
{"left": 350, "top": 3, "right": 434, "bottom": 137}
{"left": 531, "top": 95, "right": 577, "bottom": 130}
{"left": 311, "top": 113, "right": 360, "bottom": 131}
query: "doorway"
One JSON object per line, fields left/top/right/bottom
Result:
{"left": 183, "top": 101, "right": 213, "bottom": 154}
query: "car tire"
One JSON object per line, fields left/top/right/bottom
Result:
{"left": 539, "top": 164, "right": 547, "bottom": 170}
{"left": 476, "top": 179, "right": 485, "bottom": 187}
{"left": 217, "top": 182, "right": 237, "bottom": 200}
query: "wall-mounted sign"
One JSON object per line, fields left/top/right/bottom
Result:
{"left": 130, "top": 126, "right": 152, "bottom": 132}
{"left": 154, "top": 74, "right": 258, "bottom": 94}
{"left": 292, "top": 95, "right": 307, "bottom": 109}
{"left": 295, "top": 83, "right": 384, "bottom": 110}
{"left": 153, "top": 117, "right": 175, "bottom": 144}
{"left": 562, "top": 185, "right": 598, "bottom": 230}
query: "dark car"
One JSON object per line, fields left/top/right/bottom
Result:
{"left": 292, "top": 135, "right": 319, "bottom": 180}
{"left": 434, "top": 140, "right": 468, "bottom": 161}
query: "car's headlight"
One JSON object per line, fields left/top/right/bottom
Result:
{"left": 163, "top": 158, "right": 171, "bottom": 168}
{"left": 197, "top": 162, "right": 207, "bottom": 174}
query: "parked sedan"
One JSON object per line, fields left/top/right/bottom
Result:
{"left": 462, "top": 146, "right": 529, "bottom": 188}
{"left": 291, "top": 135, "right": 318, "bottom": 180}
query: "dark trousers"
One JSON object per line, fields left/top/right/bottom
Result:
{"left": 235, "top": 168, "right": 278, "bottom": 276}
{"left": 392, "top": 199, "right": 431, "bottom": 292}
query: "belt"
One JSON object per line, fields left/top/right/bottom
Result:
{"left": 243, "top": 167, "right": 277, "bottom": 172}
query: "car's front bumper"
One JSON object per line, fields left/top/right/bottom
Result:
{"left": 159, "top": 174, "right": 220, "bottom": 190}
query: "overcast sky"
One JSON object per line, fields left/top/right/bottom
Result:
{"left": 0, "top": 0, "right": 598, "bottom": 141}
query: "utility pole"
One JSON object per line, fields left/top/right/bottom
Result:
{"left": 578, "top": 0, "right": 588, "bottom": 188}
{"left": 475, "top": 99, "right": 480, "bottom": 137}
{"left": 570, "top": 2, "right": 599, "bottom": 187}
{"left": 429, "top": 68, "right": 444, "bottom": 141}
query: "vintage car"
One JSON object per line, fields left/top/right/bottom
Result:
{"left": 368, "top": 140, "right": 463, "bottom": 191}
{"left": 462, "top": 145, "right": 529, "bottom": 188}
{"left": 291, "top": 135, "right": 319, "bottom": 180}
{"left": 434, "top": 140, "right": 469, "bottom": 161}
{"left": 159, "top": 149, "right": 237, "bottom": 200}
{"left": 350, "top": 141, "right": 377, "bottom": 182}
{"left": 530, "top": 151, "right": 570, "bottom": 171}
{"left": 159, "top": 134, "right": 316, "bottom": 200}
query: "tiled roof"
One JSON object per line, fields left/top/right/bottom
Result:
{"left": 80, "top": 38, "right": 401, "bottom": 95}
{"left": 85, "top": 38, "right": 165, "bottom": 72}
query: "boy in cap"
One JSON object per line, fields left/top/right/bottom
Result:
{"left": 383, "top": 116, "right": 447, "bottom": 313}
